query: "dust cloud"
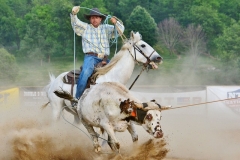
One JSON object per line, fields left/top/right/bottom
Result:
{"left": 161, "top": 103, "right": 240, "bottom": 160}
{"left": 0, "top": 104, "right": 168, "bottom": 160}
{"left": 126, "top": 57, "right": 240, "bottom": 160}
{"left": 1, "top": 55, "right": 240, "bottom": 160}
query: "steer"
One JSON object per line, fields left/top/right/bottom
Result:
{"left": 77, "top": 82, "right": 171, "bottom": 152}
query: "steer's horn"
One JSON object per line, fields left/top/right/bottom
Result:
{"left": 133, "top": 102, "right": 143, "bottom": 109}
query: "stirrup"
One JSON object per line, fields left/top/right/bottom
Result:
{"left": 71, "top": 98, "right": 78, "bottom": 107}
{"left": 71, "top": 102, "right": 77, "bottom": 107}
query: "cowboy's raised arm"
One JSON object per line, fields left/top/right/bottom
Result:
{"left": 70, "top": 6, "right": 87, "bottom": 36}
{"left": 110, "top": 16, "right": 125, "bottom": 37}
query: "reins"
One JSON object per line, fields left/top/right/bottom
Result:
{"left": 127, "top": 42, "right": 156, "bottom": 90}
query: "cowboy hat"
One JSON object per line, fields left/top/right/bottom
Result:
{"left": 84, "top": 8, "right": 106, "bottom": 21}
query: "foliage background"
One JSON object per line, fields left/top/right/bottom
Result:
{"left": 0, "top": 0, "right": 239, "bottom": 88}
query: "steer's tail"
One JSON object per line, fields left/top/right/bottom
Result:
{"left": 54, "top": 89, "right": 78, "bottom": 104}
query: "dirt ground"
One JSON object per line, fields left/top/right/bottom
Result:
{"left": 0, "top": 100, "right": 240, "bottom": 160}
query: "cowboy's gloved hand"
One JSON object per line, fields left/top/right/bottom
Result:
{"left": 110, "top": 16, "right": 117, "bottom": 24}
{"left": 72, "top": 6, "right": 80, "bottom": 15}
{"left": 98, "top": 53, "right": 104, "bottom": 59}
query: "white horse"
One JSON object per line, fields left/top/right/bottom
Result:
{"left": 44, "top": 31, "right": 162, "bottom": 122}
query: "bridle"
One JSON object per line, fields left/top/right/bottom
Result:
{"left": 133, "top": 42, "right": 156, "bottom": 65}
{"left": 128, "top": 40, "right": 157, "bottom": 66}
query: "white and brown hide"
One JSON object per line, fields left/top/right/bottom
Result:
{"left": 78, "top": 82, "right": 167, "bottom": 152}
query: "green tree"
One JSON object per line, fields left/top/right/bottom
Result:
{"left": 215, "top": 20, "right": 240, "bottom": 66}
{"left": 19, "top": 4, "right": 59, "bottom": 64}
{"left": 119, "top": 0, "right": 150, "bottom": 16}
{"left": 219, "top": 0, "right": 240, "bottom": 22}
{"left": 190, "top": 4, "right": 225, "bottom": 49}
{"left": 0, "top": 48, "right": 18, "bottom": 81}
{"left": 49, "top": 0, "right": 73, "bottom": 56}
{"left": 126, "top": 6, "right": 158, "bottom": 46}
{"left": 103, "top": 0, "right": 122, "bottom": 19}
{"left": 0, "top": 0, "right": 17, "bottom": 50}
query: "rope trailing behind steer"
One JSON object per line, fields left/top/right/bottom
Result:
{"left": 162, "top": 97, "right": 240, "bottom": 111}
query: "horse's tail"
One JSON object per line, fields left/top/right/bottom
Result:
{"left": 41, "top": 73, "right": 56, "bottom": 110}
{"left": 44, "top": 73, "right": 56, "bottom": 97}
{"left": 47, "top": 73, "right": 56, "bottom": 90}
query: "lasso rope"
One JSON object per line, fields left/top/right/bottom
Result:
{"left": 162, "top": 96, "right": 240, "bottom": 111}
{"left": 72, "top": 7, "right": 127, "bottom": 80}
{"left": 79, "top": 7, "right": 126, "bottom": 53}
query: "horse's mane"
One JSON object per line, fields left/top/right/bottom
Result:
{"left": 91, "top": 40, "right": 130, "bottom": 81}
{"left": 105, "top": 82, "right": 129, "bottom": 93}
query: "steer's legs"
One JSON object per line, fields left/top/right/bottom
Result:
{"left": 81, "top": 120, "right": 101, "bottom": 153}
{"left": 127, "top": 121, "right": 138, "bottom": 142}
{"left": 100, "top": 122, "right": 120, "bottom": 151}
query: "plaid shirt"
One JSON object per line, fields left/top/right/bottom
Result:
{"left": 70, "top": 14, "right": 125, "bottom": 56}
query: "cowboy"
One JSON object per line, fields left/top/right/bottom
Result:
{"left": 70, "top": 6, "right": 125, "bottom": 105}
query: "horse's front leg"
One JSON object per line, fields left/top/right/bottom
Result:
{"left": 127, "top": 121, "right": 138, "bottom": 142}
{"left": 81, "top": 120, "right": 101, "bottom": 153}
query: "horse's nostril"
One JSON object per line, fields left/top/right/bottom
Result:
{"left": 156, "top": 57, "right": 162, "bottom": 61}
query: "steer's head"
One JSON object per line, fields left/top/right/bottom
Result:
{"left": 133, "top": 100, "right": 163, "bottom": 138}
{"left": 142, "top": 110, "right": 163, "bottom": 138}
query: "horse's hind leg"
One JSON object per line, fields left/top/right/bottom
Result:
{"left": 51, "top": 98, "right": 64, "bottom": 121}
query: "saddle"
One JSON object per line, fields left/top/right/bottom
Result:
{"left": 62, "top": 61, "right": 107, "bottom": 95}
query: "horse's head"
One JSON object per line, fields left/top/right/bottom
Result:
{"left": 127, "top": 31, "right": 163, "bottom": 69}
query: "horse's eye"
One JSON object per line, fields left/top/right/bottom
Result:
{"left": 141, "top": 44, "right": 146, "bottom": 48}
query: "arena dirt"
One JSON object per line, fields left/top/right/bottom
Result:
{"left": 0, "top": 105, "right": 168, "bottom": 160}
{"left": 1, "top": 94, "right": 240, "bottom": 160}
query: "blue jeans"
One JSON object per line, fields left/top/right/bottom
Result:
{"left": 75, "top": 54, "right": 109, "bottom": 99}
